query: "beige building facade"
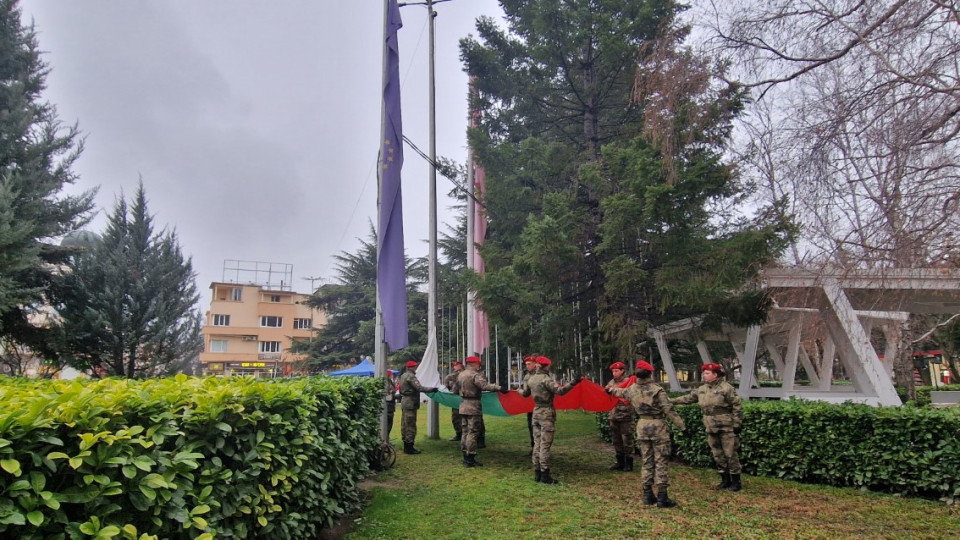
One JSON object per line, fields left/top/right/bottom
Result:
{"left": 200, "top": 282, "right": 325, "bottom": 377}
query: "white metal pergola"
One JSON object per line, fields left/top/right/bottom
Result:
{"left": 649, "top": 268, "right": 960, "bottom": 406}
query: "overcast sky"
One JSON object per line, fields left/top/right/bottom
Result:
{"left": 20, "top": 0, "right": 504, "bottom": 309}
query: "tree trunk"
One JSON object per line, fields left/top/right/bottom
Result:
{"left": 581, "top": 39, "right": 598, "bottom": 160}
{"left": 893, "top": 316, "right": 916, "bottom": 401}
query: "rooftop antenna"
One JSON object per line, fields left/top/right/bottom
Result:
{"left": 302, "top": 275, "right": 323, "bottom": 293}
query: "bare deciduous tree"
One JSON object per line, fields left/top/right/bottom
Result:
{"left": 690, "top": 0, "right": 960, "bottom": 396}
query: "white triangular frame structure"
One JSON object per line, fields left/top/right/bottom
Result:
{"left": 649, "top": 268, "right": 960, "bottom": 406}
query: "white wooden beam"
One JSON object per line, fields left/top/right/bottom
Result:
{"left": 737, "top": 326, "right": 761, "bottom": 397}
{"left": 782, "top": 323, "right": 801, "bottom": 392}
{"left": 819, "top": 337, "right": 836, "bottom": 391}
{"left": 798, "top": 345, "right": 821, "bottom": 387}
{"left": 821, "top": 278, "right": 901, "bottom": 406}
{"left": 696, "top": 340, "right": 713, "bottom": 365}
{"left": 651, "top": 329, "right": 682, "bottom": 391}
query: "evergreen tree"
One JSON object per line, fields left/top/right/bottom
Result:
{"left": 0, "top": 0, "right": 95, "bottom": 358}
{"left": 54, "top": 183, "right": 201, "bottom": 377}
{"left": 461, "top": 0, "right": 793, "bottom": 368}
{"left": 295, "top": 224, "right": 428, "bottom": 370}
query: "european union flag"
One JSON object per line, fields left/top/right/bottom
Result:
{"left": 378, "top": 0, "right": 408, "bottom": 351}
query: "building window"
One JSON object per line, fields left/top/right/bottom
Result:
{"left": 259, "top": 341, "right": 281, "bottom": 353}
{"left": 231, "top": 288, "right": 242, "bottom": 301}
{"left": 212, "top": 314, "right": 230, "bottom": 326}
{"left": 210, "top": 340, "right": 228, "bottom": 353}
{"left": 293, "top": 318, "right": 312, "bottom": 329}
{"left": 260, "top": 316, "right": 283, "bottom": 328}
{"left": 269, "top": 294, "right": 282, "bottom": 303}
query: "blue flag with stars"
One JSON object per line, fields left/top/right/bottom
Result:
{"left": 378, "top": 0, "right": 408, "bottom": 351}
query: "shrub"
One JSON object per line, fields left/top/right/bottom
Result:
{"left": 0, "top": 375, "right": 380, "bottom": 539}
{"left": 670, "top": 400, "right": 960, "bottom": 502}
{"left": 596, "top": 394, "right": 960, "bottom": 502}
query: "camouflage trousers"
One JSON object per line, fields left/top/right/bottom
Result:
{"left": 385, "top": 406, "right": 395, "bottom": 437}
{"left": 451, "top": 408, "right": 462, "bottom": 436}
{"left": 401, "top": 409, "right": 418, "bottom": 444}
{"left": 532, "top": 413, "right": 557, "bottom": 471}
{"left": 707, "top": 431, "right": 741, "bottom": 474}
{"left": 637, "top": 438, "right": 672, "bottom": 489}
{"left": 609, "top": 418, "right": 636, "bottom": 456}
{"left": 460, "top": 414, "right": 483, "bottom": 455}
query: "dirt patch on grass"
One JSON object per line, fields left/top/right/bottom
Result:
{"left": 315, "top": 513, "right": 355, "bottom": 540}
{"left": 359, "top": 477, "right": 403, "bottom": 490}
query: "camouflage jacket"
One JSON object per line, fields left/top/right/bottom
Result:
{"left": 605, "top": 375, "right": 636, "bottom": 423}
{"left": 518, "top": 368, "right": 539, "bottom": 396}
{"left": 518, "top": 372, "right": 574, "bottom": 409}
{"left": 443, "top": 370, "right": 461, "bottom": 393}
{"left": 384, "top": 375, "right": 397, "bottom": 413}
{"left": 456, "top": 368, "right": 500, "bottom": 415}
{"left": 672, "top": 378, "right": 743, "bottom": 433}
{"left": 397, "top": 370, "right": 430, "bottom": 411}
{"left": 608, "top": 379, "right": 684, "bottom": 440}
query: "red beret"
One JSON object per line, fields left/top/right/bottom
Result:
{"left": 635, "top": 360, "right": 654, "bottom": 371}
{"left": 452, "top": 361, "right": 463, "bottom": 367}
{"left": 405, "top": 360, "right": 418, "bottom": 368}
{"left": 701, "top": 363, "right": 723, "bottom": 373}
{"left": 523, "top": 356, "right": 538, "bottom": 363}
{"left": 609, "top": 361, "right": 626, "bottom": 370}
{"left": 466, "top": 356, "right": 482, "bottom": 364}
{"left": 536, "top": 356, "right": 552, "bottom": 366}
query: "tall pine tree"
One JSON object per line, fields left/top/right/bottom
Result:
{"left": 54, "top": 183, "right": 201, "bottom": 377}
{"left": 0, "top": 0, "right": 94, "bottom": 361}
{"left": 461, "top": 0, "right": 793, "bottom": 367}
{"left": 293, "top": 224, "right": 428, "bottom": 370}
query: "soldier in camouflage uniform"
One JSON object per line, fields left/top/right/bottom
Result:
{"left": 456, "top": 356, "right": 505, "bottom": 467}
{"left": 443, "top": 361, "right": 465, "bottom": 441}
{"left": 520, "top": 356, "right": 540, "bottom": 452}
{"left": 384, "top": 369, "right": 398, "bottom": 438}
{"left": 397, "top": 360, "right": 437, "bottom": 455}
{"left": 605, "top": 361, "right": 636, "bottom": 472}
{"left": 518, "top": 356, "right": 581, "bottom": 484}
{"left": 606, "top": 360, "right": 685, "bottom": 508}
{"left": 672, "top": 362, "right": 744, "bottom": 491}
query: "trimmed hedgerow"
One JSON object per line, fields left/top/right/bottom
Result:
{"left": 597, "top": 398, "right": 960, "bottom": 502}
{"left": 902, "top": 384, "right": 960, "bottom": 407}
{"left": 0, "top": 375, "right": 380, "bottom": 539}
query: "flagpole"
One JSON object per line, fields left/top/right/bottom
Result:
{"left": 466, "top": 141, "right": 476, "bottom": 357}
{"left": 375, "top": 0, "right": 391, "bottom": 442}
{"left": 425, "top": 0, "right": 440, "bottom": 439}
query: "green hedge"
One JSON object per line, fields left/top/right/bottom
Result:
{"left": 596, "top": 399, "right": 960, "bottom": 502}
{"left": 900, "top": 384, "right": 960, "bottom": 407}
{"left": 0, "top": 375, "right": 381, "bottom": 539}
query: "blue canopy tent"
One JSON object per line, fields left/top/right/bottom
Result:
{"left": 329, "top": 358, "right": 376, "bottom": 377}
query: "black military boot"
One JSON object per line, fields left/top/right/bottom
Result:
{"left": 469, "top": 454, "right": 483, "bottom": 467}
{"left": 462, "top": 452, "right": 471, "bottom": 467}
{"left": 539, "top": 468, "right": 558, "bottom": 485}
{"left": 403, "top": 442, "right": 421, "bottom": 455}
{"left": 656, "top": 488, "right": 677, "bottom": 508}
{"left": 534, "top": 469, "right": 542, "bottom": 482}
{"left": 610, "top": 453, "right": 624, "bottom": 471}
{"left": 622, "top": 457, "right": 634, "bottom": 472}
{"left": 729, "top": 474, "right": 742, "bottom": 492}
{"left": 716, "top": 471, "right": 731, "bottom": 490}
{"left": 449, "top": 433, "right": 462, "bottom": 441}
{"left": 642, "top": 486, "right": 656, "bottom": 505}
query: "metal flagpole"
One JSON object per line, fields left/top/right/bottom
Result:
{"left": 375, "top": 0, "right": 391, "bottom": 442}
{"left": 425, "top": 0, "right": 440, "bottom": 439}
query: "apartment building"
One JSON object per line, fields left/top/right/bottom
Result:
{"left": 199, "top": 282, "right": 325, "bottom": 377}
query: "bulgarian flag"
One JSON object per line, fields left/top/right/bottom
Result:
{"left": 427, "top": 379, "right": 619, "bottom": 417}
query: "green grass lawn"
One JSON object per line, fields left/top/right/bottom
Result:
{"left": 346, "top": 409, "right": 960, "bottom": 539}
